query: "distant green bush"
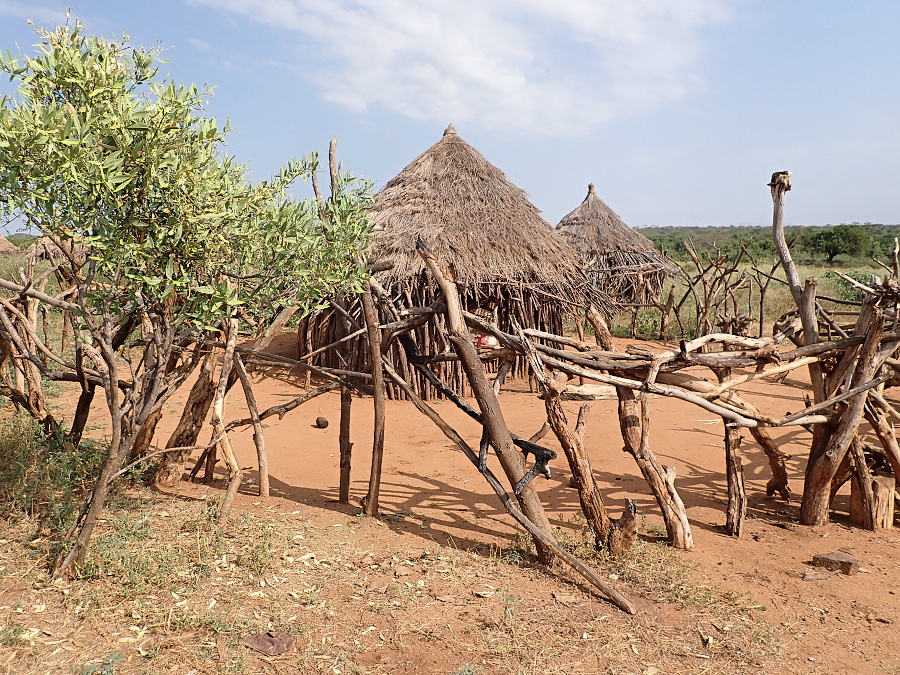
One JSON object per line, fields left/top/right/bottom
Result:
{"left": 642, "top": 222, "right": 898, "bottom": 266}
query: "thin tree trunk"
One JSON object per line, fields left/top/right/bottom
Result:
{"left": 361, "top": 284, "right": 386, "bottom": 516}
{"left": 52, "top": 339, "right": 125, "bottom": 579}
{"left": 67, "top": 382, "right": 96, "bottom": 448}
{"left": 586, "top": 304, "right": 614, "bottom": 349}
{"left": 516, "top": 325, "right": 612, "bottom": 548}
{"left": 154, "top": 349, "right": 217, "bottom": 487}
{"left": 130, "top": 408, "right": 163, "bottom": 460}
{"left": 214, "top": 319, "right": 242, "bottom": 523}
{"left": 724, "top": 423, "right": 747, "bottom": 536}
{"left": 849, "top": 436, "right": 875, "bottom": 530}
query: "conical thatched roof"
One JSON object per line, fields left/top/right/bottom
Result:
{"left": 556, "top": 184, "right": 674, "bottom": 304}
{"left": 368, "top": 126, "right": 612, "bottom": 313}
{"left": 0, "top": 234, "right": 18, "bottom": 255}
{"left": 298, "top": 126, "right": 614, "bottom": 400}
{"left": 557, "top": 184, "right": 658, "bottom": 255}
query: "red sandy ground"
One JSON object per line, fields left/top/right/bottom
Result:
{"left": 50, "top": 335, "right": 900, "bottom": 672}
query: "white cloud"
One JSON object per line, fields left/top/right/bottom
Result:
{"left": 189, "top": 0, "right": 732, "bottom": 136}
{"left": 188, "top": 36, "right": 211, "bottom": 51}
{"left": 0, "top": 1, "right": 70, "bottom": 31}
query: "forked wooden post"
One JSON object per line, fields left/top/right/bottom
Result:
{"left": 514, "top": 322, "right": 614, "bottom": 549}
{"left": 417, "top": 241, "right": 557, "bottom": 564}
{"left": 617, "top": 388, "right": 693, "bottom": 550}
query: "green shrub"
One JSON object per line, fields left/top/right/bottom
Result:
{"left": 0, "top": 411, "right": 104, "bottom": 533}
{"left": 825, "top": 270, "right": 872, "bottom": 302}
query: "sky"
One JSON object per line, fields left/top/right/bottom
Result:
{"left": 1, "top": 0, "right": 898, "bottom": 229}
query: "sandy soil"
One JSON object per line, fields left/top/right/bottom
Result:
{"left": 147, "top": 334, "right": 899, "bottom": 674}
{"left": 4, "top": 333, "right": 900, "bottom": 673}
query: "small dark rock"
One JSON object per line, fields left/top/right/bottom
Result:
{"left": 315, "top": 416, "right": 329, "bottom": 429}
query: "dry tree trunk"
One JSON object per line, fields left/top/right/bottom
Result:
{"left": 656, "top": 287, "right": 675, "bottom": 340}
{"left": 848, "top": 436, "right": 875, "bottom": 530}
{"left": 717, "top": 367, "right": 747, "bottom": 536}
{"left": 617, "top": 387, "right": 693, "bottom": 550}
{"left": 586, "top": 304, "right": 614, "bottom": 349}
{"left": 607, "top": 499, "right": 639, "bottom": 557}
{"left": 154, "top": 348, "right": 217, "bottom": 487}
{"left": 213, "top": 318, "right": 242, "bottom": 523}
{"left": 800, "top": 308, "right": 883, "bottom": 525}
{"left": 724, "top": 423, "right": 747, "bottom": 536}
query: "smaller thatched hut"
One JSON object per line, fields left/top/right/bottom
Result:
{"left": 0, "top": 235, "right": 19, "bottom": 255}
{"left": 556, "top": 184, "right": 675, "bottom": 306}
{"left": 298, "top": 127, "right": 614, "bottom": 399}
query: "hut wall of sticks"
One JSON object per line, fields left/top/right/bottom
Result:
{"left": 556, "top": 183, "right": 676, "bottom": 307}
{"left": 297, "top": 126, "right": 614, "bottom": 399}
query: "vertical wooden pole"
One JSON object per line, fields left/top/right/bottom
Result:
{"left": 361, "top": 285, "right": 386, "bottom": 516}
{"left": 848, "top": 437, "right": 875, "bottom": 530}
{"left": 724, "top": 423, "right": 747, "bottom": 536}
{"left": 339, "top": 386, "right": 353, "bottom": 503}
{"left": 717, "top": 367, "right": 746, "bottom": 536}
{"left": 215, "top": 318, "right": 243, "bottom": 523}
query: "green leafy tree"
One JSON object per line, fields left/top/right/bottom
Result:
{"left": 0, "top": 22, "right": 370, "bottom": 577}
{"left": 805, "top": 224, "right": 871, "bottom": 263}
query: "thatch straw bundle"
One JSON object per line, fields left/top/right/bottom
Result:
{"left": 556, "top": 184, "right": 675, "bottom": 305}
{"left": 298, "top": 126, "right": 614, "bottom": 399}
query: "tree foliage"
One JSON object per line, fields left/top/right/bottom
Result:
{"left": 804, "top": 224, "right": 872, "bottom": 263}
{"left": 0, "top": 21, "right": 372, "bottom": 577}
{"left": 0, "top": 22, "right": 370, "bottom": 326}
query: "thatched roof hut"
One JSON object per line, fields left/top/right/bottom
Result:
{"left": 298, "top": 126, "right": 614, "bottom": 399}
{"left": 556, "top": 184, "right": 675, "bottom": 306}
{"left": 24, "top": 236, "right": 87, "bottom": 263}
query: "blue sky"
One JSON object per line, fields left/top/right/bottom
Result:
{"left": 1, "top": 0, "right": 898, "bottom": 228}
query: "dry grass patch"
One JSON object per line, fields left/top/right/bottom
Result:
{"left": 0, "top": 486, "right": 785, "bottom": 675}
